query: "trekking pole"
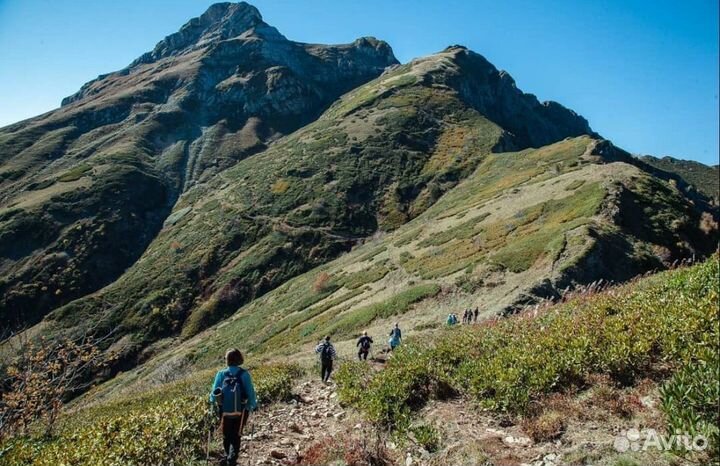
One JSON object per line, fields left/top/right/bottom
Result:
{"left": 238, "top": 409, "right": 247, "bottom": 466}
{"left": 246, "top": 417, "right": 255, "bottom": 466}
{"left": 206, "top": 425, "right": 212, "bottom": 466}
{"left": 205, "top": 404, "right": 213, "bottom": 466}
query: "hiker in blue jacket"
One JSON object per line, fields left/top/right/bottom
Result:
{"left": 388, "top": 322, "right": 402, "bottom": 351}
{"left": 210, "top": 348, "right": 258, "bottom": 466}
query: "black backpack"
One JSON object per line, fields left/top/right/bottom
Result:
{"left": 321, "top": 343, "right": 334, "bottom": 362}
{"left": 360, "top": 337, "right": 371, "bottom": 350}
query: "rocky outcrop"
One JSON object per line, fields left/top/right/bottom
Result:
{"left": 132, "top": 2, "right": 273, "bottom": 66}
{"left": 417, "top": 46, "right": 595, "bottom": 148}
{"left": 61, "top": 3, "right": 396, "bottom": 108}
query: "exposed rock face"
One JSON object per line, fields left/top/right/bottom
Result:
{"left": 0, "top": 2, "right": 397, "bottom": 330}
{"left": 411, "top": 46, "right": 594, "bottom": 148}
{"left": 133, "top": 2, "right": 272, "bottom": 66}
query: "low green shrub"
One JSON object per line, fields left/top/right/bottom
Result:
{"left": 321, "top": 284, "right": 440, "bottom": 340}
{"left": 660, "top": 344, "right": 719, "bottom": 457}
{"left": 252, "top": 363, "right": 303, "bottom": 404}
{"left": 0, "top": 362, "right": 303, "bottom": 466}
{"left": 337, "top": 258, "right": 719, "bottom": 439}
{"left": 410, "top": 424, "right": 441, "bottom": 452}
{"left": 1, "top": 397, "right": 209, "bottom": 466}
{"left": 57, "top": 164, "right": 92, "bottom": 182}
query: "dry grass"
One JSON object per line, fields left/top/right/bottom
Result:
{"left": 521, "top": 410, "right": 567, "bottom": 442}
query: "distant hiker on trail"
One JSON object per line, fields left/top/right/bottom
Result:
{"left": 446, "top": 313, "right": 455, "bottom": 326}
{"left": 315, "top": 335, "right": 337, "bottom": 383}
{"left": 474, "top": 307, "right": 479, "bottom": 322}
{"left": 388, "top": 322, "right": 402, "bottom": 351}
{"left": 210, "top": 348, "right": 258, "bottom": 466}
{"left": 357, "top": 331, "right": 373, "bottom": 360}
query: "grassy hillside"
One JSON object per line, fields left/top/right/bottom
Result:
{"left": 639, "top": 155, "right": 719, "bottom": 202}
{"left": 335, "top": 257, "right": 719, "bottom": 461}
{"left": 337, "top": 257, "right": 718, "bottom": 420}
{"left": 0, "top": 3, "right": 397, "bottom": 331}
{"left": 80, "top": 135, "right": 714, "bottom": 405}
{"left": 2, "top": 259, "right": 715, "bottom": 466}
{"left": 0, "top": 363, "right": 302, "bottom": 466}
{"left": 29, "top": 45, "right": 584, "bottom": 373}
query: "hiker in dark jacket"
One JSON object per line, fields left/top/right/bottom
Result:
{"left": 315, "top": 335, "right": 337, "bottom": 382}
{"left": 474, "top": 307, "right": 479, "bottom": 322}
{"left": 357, "top": 331, "right": 373, "bottom": 360}
{"left": 210, "top": 348, "right": 258, "bottom": 466}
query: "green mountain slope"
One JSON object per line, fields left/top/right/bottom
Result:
{"left": 37, "top": 45, "right": 597, "bottom": 372}
{"left": 639, "top": 155, "right": 719, "bottom": 202}
{"left": 83, "top": 135, "right": 715, "bottom": 402}
{"left": 1, "top": 4, "right": 718, "bottom": 465}
{"left": 1, "top": 2, "right": 716, "bottom": 414}
{"left": 4, "top": 258, "right": 716, "bottom": 466}
{"left": 0, "top": 2, "right": 398, "bottom": 329}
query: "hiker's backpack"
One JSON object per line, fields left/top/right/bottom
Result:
{"left": 321, "top": 343, "right": 334, "bottom": 362}
{"left": 361, "top": 338, "right": 371, "bottom": 350}
{"left": 220, "top": 368, "right": 248, "bottom": 415}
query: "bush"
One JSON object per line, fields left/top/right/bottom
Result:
{"left": 660, "top": 344, "right": 719, "bottom": 457}
{"left": 521, "top": 411, "right": 566, "bottom": 442}
{"left": 336, "top": 361, "right": 373, "bottom": 407}
{"left": 0, "top": 335, "right": 105, "bottom": 439}
{"left": 337, "top": 258, "right": 719, "bottom": 435}
{"left": 322, "top": 284, "right": 440, "bottom": 340}
{"left": 0, "top": 397, "right": 210, "bottom": 466}
{"left": 0, "top": 362, "right": 303, "bottom": 466}
{"left": 312, "top": 272, "right": 332, "bottom": 293}
{"left": 57, "top": 164, "right": 92, "bottom": 182}
{"left": 410, "top": 424, "right": 441, "bottom": 452}
{"left": 253, "top": 363, "right": 303, "bottom": 404}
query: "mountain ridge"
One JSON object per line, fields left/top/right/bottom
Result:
{"left": 0, "top": 3, "right": 716, "bottom": 395}
{"left": 0, "top": 2, "right": 399, "bottom": 330}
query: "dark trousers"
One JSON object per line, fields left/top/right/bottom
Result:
{"left": 358, "top": 348, "right": 369, "bottom": 360}
{"left": 222, "top": 412, "right": 249, "bottom": 466}
{"left": 321, "top": 359, "right": 333, "bottom": 381}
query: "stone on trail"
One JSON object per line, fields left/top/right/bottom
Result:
{"left": 270, "top": 449, "right": 287, "bottom": 459}
{"left": 288, "top": 422, "right": 303, "bottom": 433}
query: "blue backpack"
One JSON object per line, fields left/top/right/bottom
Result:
{"left": 220, "top": 368, "right": 248, "bottom": 415}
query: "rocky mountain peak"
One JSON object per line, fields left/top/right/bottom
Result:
{"left": 130, "top": 2, "right": 280, "bottom": 66}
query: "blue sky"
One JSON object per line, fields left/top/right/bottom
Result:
{"left": 0, "top": 0, "right": 717, "bottom": 165}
